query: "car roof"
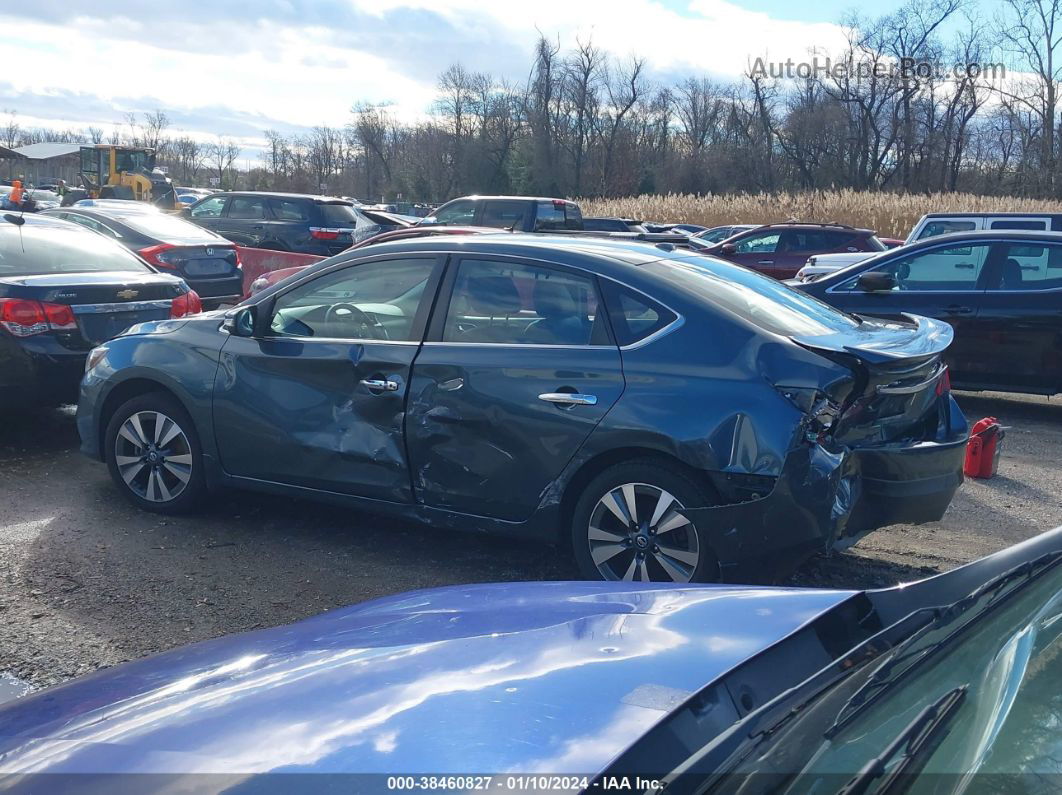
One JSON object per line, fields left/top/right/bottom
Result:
{"left": 2, "top": 213, "right": 88, "bottom": 233}
{"left": 442, "top": 195, "right": 578, "bottom": 204}
{"left": 920, "top": 212, "right": 1062, "bottom": 219}
{"left": 754, "top": 222, "right": 874, "bottom": 233}
{"left": 205, "top": 191, "right": 352, "bottom": 204}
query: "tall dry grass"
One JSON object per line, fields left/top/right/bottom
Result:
{"left": 581, "top": 190, "right": 1062, "bottom": 238}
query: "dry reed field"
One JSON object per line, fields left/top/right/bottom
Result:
{"left": 581, "top": 191, "right": 1062, "bottom": 238}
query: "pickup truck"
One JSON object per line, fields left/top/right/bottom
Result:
{"left": 420, "top": 195, "right": 584, "bottom": 232}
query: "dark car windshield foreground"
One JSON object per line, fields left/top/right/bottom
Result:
{"left": 77, "top": 236, "right": 966, "bottom": 586}
{"left": 0, "top": 526, "right": 1057, "bottom": 787}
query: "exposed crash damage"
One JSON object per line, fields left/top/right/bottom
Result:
{"left": 684, "top": 314, "right": 967, "bottom": 582}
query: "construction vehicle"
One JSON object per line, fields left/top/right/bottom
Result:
{"left": 73, "top": 145, "right": 178, "bottom": 209}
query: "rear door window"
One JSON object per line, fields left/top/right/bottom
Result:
{"left": 988, "top": 218, "right": 1049, "bottom": 231}
{"left": 227, "top": 197, "right": 268, "bottom": 220}
{"left": 442, "top": 258, "right": 608, "bottom": 346}
{"left": 987, "top": 242, "right": 1062, "bottom": 290}
{"left": 269, "top": 199, "right": 310, "bottom": 221}
{"left": 317, "top": 203, "right": 360, "bottom": 227}
{"left": 534, "top": 201, "right": 581, "bottom": 231}
{"left": 480, "top": 200, "right": 530, "bottom": 229}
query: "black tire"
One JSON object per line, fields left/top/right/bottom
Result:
{"left": 570, "top": 458, "right": 719, "bottom": 583}
{"left": 104, "top": 392, "right": 208, "bottom": 514}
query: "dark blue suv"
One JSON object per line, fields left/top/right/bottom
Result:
{"left": 184, "top": 192, "right": 381, "bottom": 256}
{"left": 77, "top": 236, "right": 967, "bottom": 582}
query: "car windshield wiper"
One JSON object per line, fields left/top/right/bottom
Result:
{"left": 836, "top": 685, "right": 967, "bottom": 795}
{"left": 824, "top": 549, "right": 1062, "bottom": 738}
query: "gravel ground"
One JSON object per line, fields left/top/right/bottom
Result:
{"left": 1, "top": 390, "right": 1061, "bottom": 691}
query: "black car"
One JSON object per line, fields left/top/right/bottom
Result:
{"left": 795, "top": 229, "right": 1062, "bottom": 396}
{"left": 184, "top": 192, "right": 378, "bottom": 256}
{"left": 41, "top": 205, "right": 242, "bottom": 308}
{"left": 421, "top": 195, "right": 585, "bottom": 232}
{"left": 0, "top": 214, "right": 201, "bottom": 411}
{"left": 584, "top": 216, "right": 647, "bottom": 233}
{"left": 78, "top": 236, "right": 966, "bottom": 583}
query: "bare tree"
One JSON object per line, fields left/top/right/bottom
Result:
{"left": 207, "top": 137, "right": 240, "bottom": 189}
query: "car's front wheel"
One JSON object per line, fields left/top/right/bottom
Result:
{"left": 571, "top": 459, "right": 719, "bottom": 583}
{"left": 104, "top": 393, "right": 207, "bottom": 514}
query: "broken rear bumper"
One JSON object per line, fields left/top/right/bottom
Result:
{"left": 685, "top": 402, "right": 967, "bottom": 583}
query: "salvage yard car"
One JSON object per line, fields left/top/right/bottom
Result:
{"left": 0, "top": 526, "right": 1058, "bottom": 786}
{"left": 698, "top": 222, "right": 887, "bottom": 279}
{"left": 0, "top": 214, "right": 201, "bottom": 412}
{"left": 796, "top": 229, "right": 1062, "bottom": 396}
{"left": 41, "top": 205, "right": 243, "bottom": 308}
{"left": 77, "top": 236, "right": 966, "bottom": 583}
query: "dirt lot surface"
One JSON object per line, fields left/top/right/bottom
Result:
{"left": 2, "top": 391, "right": 1061, "bottom": 691}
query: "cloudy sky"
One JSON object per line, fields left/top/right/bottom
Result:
{"left": 2, "top": 0, "right": 988, "bottom": 154}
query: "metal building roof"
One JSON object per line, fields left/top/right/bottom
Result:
{"left": 11, "top": 142, "right": 82, "bottom": 160}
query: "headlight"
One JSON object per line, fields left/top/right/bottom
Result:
{"left": 85, "top": 346, "right": 108, "bottom": 373}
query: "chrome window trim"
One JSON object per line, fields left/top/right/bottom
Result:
{"left": 71, "top": 299, "right": 172, "bottom": 314}
{"left": 262, "top": 335, "right": 421, "bottom": 345}
{"left": 422, "top": 341, "right": 607, "bottom": 350}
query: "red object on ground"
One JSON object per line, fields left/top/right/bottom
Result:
{"left": 964, "top": 416, "right": 1004, "bottom": 479}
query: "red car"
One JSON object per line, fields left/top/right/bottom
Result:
{"left": 245, "top": 226, "right": 510, "bottom": 297}
{"left": 698, "top": 222, "right": 887, "bottom": 280}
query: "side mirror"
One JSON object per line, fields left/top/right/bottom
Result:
{"left": 719, "top": 243, "right": 737, "bottom": 255}
{"left": 179, "top": 206, "right": 192, "bottom": 217}
{"left": 223, "top": 306, "right": 257, "bottom": 337}
{"left": 856, "top": 271, "right": 897, "bottom": 292}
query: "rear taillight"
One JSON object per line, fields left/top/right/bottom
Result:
{"left": 0, "top": 298, "right": 77, "bottom": 337}
{"left": 170, "top": 290, "right": 203, "bottom": 318}
{"left": 936, "top": 367, "right": 951, "bottom": 396}
{"left": 309, "top": 227, "right": 342, "bottom": 240}
{"left": 139, "top": 243, "right": 178, "bottom": 269}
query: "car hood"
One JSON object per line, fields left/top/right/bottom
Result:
{"left": 0, "top": 582, "right": 853, "bottom": 776}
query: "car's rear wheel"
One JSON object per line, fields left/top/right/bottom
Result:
{"left": 105, "top": 393, "right": 207, "bottom": 514}
{"left": 571, "top": 460, "right": 719, "bottom": 583}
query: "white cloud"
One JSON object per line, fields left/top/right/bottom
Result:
{"left": 1, "top": 0, "right": 851, "bottom": 147}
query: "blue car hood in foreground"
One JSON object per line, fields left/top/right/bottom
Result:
{"left": 0, "top": 582, "right": 853, "bottom": 776}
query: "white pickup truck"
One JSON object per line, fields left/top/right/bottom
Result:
{"left": 792, "top": 212, "right": 1062, "bottom": 283}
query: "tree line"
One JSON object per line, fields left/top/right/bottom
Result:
{"left": 4, "top": 0, "right": 1062, "bottom": 203}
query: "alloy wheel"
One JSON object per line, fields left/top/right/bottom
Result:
{"left": 587, "top": 482, "right": 700, "bottom": 582}
{"left": 113, "top": 411, "right": 193, "bottom": 503}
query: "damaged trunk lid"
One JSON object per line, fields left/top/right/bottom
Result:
{"left": 792, "top": 314, "right": 953, "bottom": 445}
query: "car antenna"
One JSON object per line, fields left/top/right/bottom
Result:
{"left": 3, "top": 212, "right": 26, "bottom": 254}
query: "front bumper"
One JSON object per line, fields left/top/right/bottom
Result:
{"left": 0, "top": 337, "right": 87, "bottom": 410}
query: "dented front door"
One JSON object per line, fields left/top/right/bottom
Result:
{"left": 212, "top": 254, "right": 441, "bottom": 502}
{"left": 213, "top": 337, "right": 419, "bottom": 501}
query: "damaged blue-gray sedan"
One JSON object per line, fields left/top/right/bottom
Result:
{"left": 76, "top": 235, "right": 968, "bottom": 582}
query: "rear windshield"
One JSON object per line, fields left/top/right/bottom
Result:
{"left": 317, "top": 203, "right": 360, "bottom": 226}
{"left": 535, "top": 201, "right": 582, "bottom": 231}
{"left": 0, "top": 224, "right": 152, "bottom": 276}
{"left": 647, "top": 255, "right": 860, "bottom": 337}
{"left": 111, "top": 213, "right": 216, "bottom": 240}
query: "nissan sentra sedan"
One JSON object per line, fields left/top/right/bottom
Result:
{"left": 76, "top": 236, "right": 967, "bottom": 582}
{"left": 0, "top": 529, "right": 1058, "bottom": 790}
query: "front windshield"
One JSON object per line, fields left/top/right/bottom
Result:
{"left": 0, "top": 224, "right": 152, "bottom": 276}
{"left": 646, "top": 255, "right": 860, "bottom": 337}
{"left": 701, "top": 557, "right": 1062, "bottom": 793}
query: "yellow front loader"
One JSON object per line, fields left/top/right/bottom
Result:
{"left": 76, "top": 145, "right": 178, "bottom": 209}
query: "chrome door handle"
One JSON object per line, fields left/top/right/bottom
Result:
{"left": 757, "top": 259, "right": 774, "bottom": 265}
{"left": 538, "top": 392, "right": 597, "bottom": 406}
{"left": 360, "top": 378, "right": 399, "bottom": 392}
